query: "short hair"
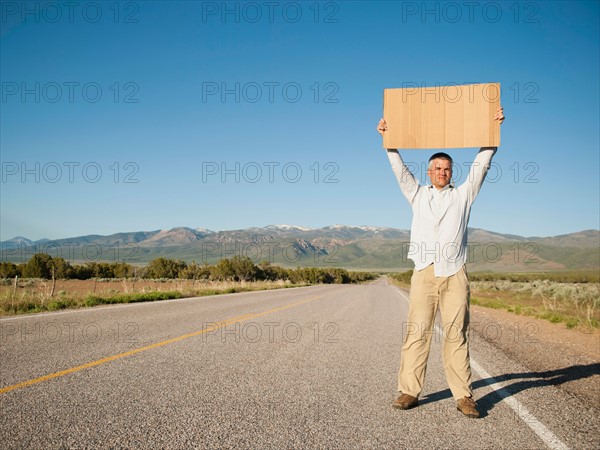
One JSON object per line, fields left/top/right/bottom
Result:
{"left": 428, "top": 152, "right": 453, "bottom": 170}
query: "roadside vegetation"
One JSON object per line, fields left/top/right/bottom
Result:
{"left": 0, "top": 254, "right": 377, "bottom": 316}
{"left": 389, "top": 270, "right": 600, "bottom": 330}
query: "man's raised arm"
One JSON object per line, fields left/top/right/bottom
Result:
{"left": 377, "top": 118, "right": 419, "bottom": 204}
{"left": 462, "top": 107, "right": 505, "bottom": 204}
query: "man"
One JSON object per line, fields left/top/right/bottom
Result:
{"left": 377, "top": 107, "right": 505, "bottom": 418}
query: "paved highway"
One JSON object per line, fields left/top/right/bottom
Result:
{"left": 0, "top": 279, "right": 597, "bottom": 448}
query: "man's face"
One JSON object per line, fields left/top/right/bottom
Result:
{"left": 427, "top": 158, "right": 452, "bottom": 190}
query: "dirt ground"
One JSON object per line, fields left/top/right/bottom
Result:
{"left": 470, "top": 305, "right": 600, "bottom": 408}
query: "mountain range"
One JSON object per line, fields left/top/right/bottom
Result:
{"left": 2, "top": 225, "right": 599, "bottom": 272}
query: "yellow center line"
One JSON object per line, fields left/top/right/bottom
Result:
{"left": 0, "top": 295, "right": 322, "bottom": 395}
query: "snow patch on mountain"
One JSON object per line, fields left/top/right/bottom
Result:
{"left": 265, "top": 224, "right": 313, "bottom": 231}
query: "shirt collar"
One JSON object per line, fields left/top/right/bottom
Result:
{"left": 428, "top": 183, "right": 454, "bottom": 191}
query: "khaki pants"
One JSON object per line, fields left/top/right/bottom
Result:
{"left": 398, "top": 263, "right": 472, "bottom": 400}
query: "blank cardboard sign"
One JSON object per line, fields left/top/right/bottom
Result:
{"left": 383, "top": 83, "right": 501, "bottom": 149}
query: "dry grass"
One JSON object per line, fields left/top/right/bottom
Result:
{"left": 470, "top": 280, "right": 599, "bottom": 329}
{"left": 387, "top": 271, "right": 600, "bottom": 330}
{"left": 0, "top": 278, "right": 306, "bottom": 316}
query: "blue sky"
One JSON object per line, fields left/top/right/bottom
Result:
{"left": 1, "top": 0, "right": 599, "bottom": 241}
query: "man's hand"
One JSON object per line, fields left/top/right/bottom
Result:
{"left": 378, "top": 119, "right": 397, "bottom": 151}
{"left": 377, "top": 118, "right": 388, "bottom": 136}
{"left": 494, "top": 107, "right": 505, "bottom": 124}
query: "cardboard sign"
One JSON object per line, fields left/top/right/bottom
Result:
{"left": 382, "top": 83, "right": 501, "bottom": 149}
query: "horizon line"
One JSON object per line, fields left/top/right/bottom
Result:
{"left": 2, "top": 224, "right": 599, "bottom": 244}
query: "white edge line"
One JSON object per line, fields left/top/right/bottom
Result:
{"left": 469, "top": 359, "right": 570, "bottom": 450}
{"left": 394, "top": 287, "right": 570, "bottom": 450}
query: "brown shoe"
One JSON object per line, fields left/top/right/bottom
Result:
{"left": 457, "top": 396, "right": 480, "bottom": 418}
{"left": 392, "top": 393, "right": 418, "bottom": 410}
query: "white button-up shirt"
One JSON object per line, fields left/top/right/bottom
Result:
{"left": 387, "top": 147, "right": 497, "bottom": 277}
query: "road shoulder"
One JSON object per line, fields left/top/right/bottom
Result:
{"left": 470, "top": 305, "right": 600, "bottom": 409}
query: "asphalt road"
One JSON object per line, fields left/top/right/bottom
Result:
{"left": 0, "top": 279, "right": 597, "bottom": 449}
